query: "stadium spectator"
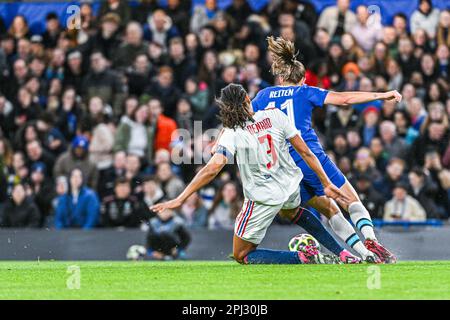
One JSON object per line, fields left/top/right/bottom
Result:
{"left": 85, "top": 13, "right": 122, "bottom": 61}
{"left": 168, "top": 37, "right": 196, "bottom": 89}
{"left": 98, "top": 0, "right": 131, "bottom": 29}
{"left": 437, "top": 9, "right": 450, "bottom": 47}
{"left": 126, "top": 54, "right": 153, "bottom": 97}
{"left": 208, "top": 182, "right": 241, "bottom": 230}
{"left": 63, "top": 51, "right": 85, "bottom": 94}
{"left": 149, "top": 98, "right": 177, "bottom": 152}
{"left": 183, "top": 77, "right": 209, "bottom": 119}
{"left": 6, "top": 152, "right": 29, "bottom": 196}
{"left": 424, "top": 150, "right": 449, "bottom": 213}
{"left": 0, "top": 183, "right": 40, "bottom": 228}
{"left": 393, "top": 110, "right": 411, "bottom": 140}
{"left": 146, "top": 66, "right": 181, "bottom": 119}
{"left": 146, "top": 207, "right": 191, "bottom": 260}
{"left": 142, "top": 175, "right": 165, "bottom": 207}
{"left": 190, "top": 1, "right": 218, "bottom": 34}
{"left": 114, "top": 104, "right": 155, "bottom": 160}
{"left": 0, "top": 137, "right": 12, "bottom": 203}
{"left": 42, "top": 12, "right": 61, "bottom": 49}
{"left": 379, "top": 120, "right": 408, "bottom": 160}
{"left": 383, "top": 182, "right": 426, "bottom": 222}
{"left": 25, "top": 140, "right": 55, "bottom": 177}
{"left": 28, "top": 162, "right": 55, "bottom": 226}
{"left": 79, "top": 2, "right": 97, "bottom": 36}
{"left": 353, "top": 173, "right": 385, "bottom": 219}
{"left": 375, "top": 158, "right": 408, "bottom": 201}
{"left": 327, "top": 104, "right": 358, "bottom": 143}
{"left": 180, "top": 192, "right": 208, "bottom": 228}
{"left": 317, "top": 0, "right": 356, "bottom": 39}
{"left": 408, "top": 167, "right": 446, "bottom": 219}
{"left": 100, "top": 177, "right": 151, "bottom": 228}
{"left": 156, "top": 162, "right": 184, "bottom": 200}
{"left": 82, "top": 51, "right": 126, "bottom": 116}
{"left": 7, "top": 15, "right": 30, "bottom": 40}
{"left": 54, "top": 168, "right": 100, "bottom": 229}
{"left": 353, "top": 147, "right": 381, "bottom": 181}
{"left": 393, "top": 13, "right": 409, "bottom": 38}
{"left": 351, "top": 5, "right": 382, "bottom": 52}
{"left": 410, "top": 0, "right": 440, "bottom": 39}
{"left": 144, "top": 9, "right": 179, "bottom": 50}
{"left": 166, "top": 0, "right": 191, "bottom": 36}
{"left": 86, "top": 97, "right": 115, "bottom": 170}
{"left": 113, "top": 21, "right": 148, "bottom": 69}
{"left": 124, "top": 153, "right": 144, "bottom": 194}
{"left": 411, "top": 122, "right": 449, "bottom": 167}
{"left": 97, "top": 151, "right": 127, "bottom": 199}
{"left": 56, "top": 88, "right": 83, "bottom": 141}
{"left": 36, "top": 111, "right": 66, "bottom": 156}
{"left": 53, "top": 136, "right": 98, "bottom": 189}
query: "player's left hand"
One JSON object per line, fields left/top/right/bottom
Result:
{"left": 151, "top": 198, "right": 182, "bottom": 213}
{"left": 324, "top": 184, "right": 351, "bottom": 204}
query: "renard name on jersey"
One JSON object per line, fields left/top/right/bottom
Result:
{"left": 246, "top": 118, "right": 272, "bottom": 135}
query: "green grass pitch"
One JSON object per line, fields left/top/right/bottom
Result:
{"left": 1, "top": 261, "right": 450, "bottom": 299}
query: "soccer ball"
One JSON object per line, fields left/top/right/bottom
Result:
{"left": 126, "top": 245, "right": 147, "bottom": 261}
{"left": 288, "top": 234, "right": 321, "bottom": 255}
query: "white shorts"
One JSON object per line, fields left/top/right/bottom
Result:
{"left": 234, "top": 189, "right": 301, "bottom": 244}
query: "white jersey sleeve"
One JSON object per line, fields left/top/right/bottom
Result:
{"left": 271, "top": 109, "right": 300, "bottom": 140}
{"left": 216, "top": 128, "right": 236, "bottom": 160}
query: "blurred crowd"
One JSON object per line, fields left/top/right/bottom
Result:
{"left": 0, "top": 0, "right": 449, "bottom": 231}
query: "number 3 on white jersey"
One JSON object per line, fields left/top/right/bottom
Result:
{"left": 258, "top": 134, "right": 278, "bottom": 169}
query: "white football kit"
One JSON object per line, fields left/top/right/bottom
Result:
{"left": 217, "top": 108, "right": 303, "bottom": 244}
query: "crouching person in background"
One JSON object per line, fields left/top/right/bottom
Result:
{"left": 147, "top": 208, "right": 191, "bottom": 260}
{"left": 55, "top": 168, "right": 100, "bottom": 229}
{"left": 101, "top": 177, "right": 153, "bottom": 228}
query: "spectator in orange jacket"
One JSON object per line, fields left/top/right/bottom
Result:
{"left": 149, "top": 98, "right": 177, "bottom": 152}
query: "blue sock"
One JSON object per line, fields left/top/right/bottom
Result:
{"left": 292, "top": 207, "right": 344, "bottom": 256}
{"left": 244, "top": 249, "right": 302, "bottom": 264}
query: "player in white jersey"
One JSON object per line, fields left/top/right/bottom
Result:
{"left": 152, "top": 84, "right": 348, "bottom": 264}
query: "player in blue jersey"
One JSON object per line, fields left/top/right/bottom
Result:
{"left": 252, "top": 37, "right": 401, "bottom": 263}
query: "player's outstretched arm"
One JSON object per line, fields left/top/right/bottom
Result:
{"left": 324, "top": 90, "right": 402, "bottom": 106}
{"left": 151, "top": 153, "right": 228, "bottom": 213}
{"left": 288, "top": 135, "right": 350, "bottom": 204}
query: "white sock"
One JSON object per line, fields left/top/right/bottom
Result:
{"left": 329, "top": 212, "right": 371, "bottom": 258}
{"left": 348, "top": 202, "right": 377, "bottom": 240}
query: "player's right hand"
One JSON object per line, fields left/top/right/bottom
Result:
{"left": 382, "top": 90, "right": 402, "bottom": 103}
{"left": 151, "top": 198, "right": 182, "bottom": 213}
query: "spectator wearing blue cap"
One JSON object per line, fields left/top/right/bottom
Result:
{"left": 55, "top": 168, "right": 100, "bottom": 229}
{"left": 53, "top": 135, "right": 98, "bottom": 189}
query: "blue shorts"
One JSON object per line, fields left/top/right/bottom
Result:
{"left": 298, "top": 152, "right": 346, "bottom": 204}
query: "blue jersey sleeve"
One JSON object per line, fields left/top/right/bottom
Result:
{"left": 251, "top": 92, "right": 263, "bottom": 111}
{"left": 305, "top": 85, "right": 329, "bottom": 108}
{"left": 251, "top": 99, "right": 261, "bottom": 112}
